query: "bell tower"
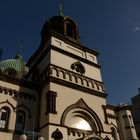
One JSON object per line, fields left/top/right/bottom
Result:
{"left": 26, "top": 5, "right": 108, "bottom": 140}
{"left": 27, "top": 2, "right": 140, "bottom": 138}
{"left": 0, "top": 3, "right": 139, "bottom": 140}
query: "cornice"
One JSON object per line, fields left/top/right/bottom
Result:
{"left": 51, "top": 45, "right": 101, "bottom": 69}
{"left": 49, "top": 76, "right": 107, "bottom": 98}
{"left": 0, "top": 73, "right": 40, "bottom": 91}
{"left": 40, "top": 64, "right": 107, "bottom": 98}
{"left": 40, "top": 64, "right": 103, "bottom": 84}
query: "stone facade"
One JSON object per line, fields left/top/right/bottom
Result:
{"left": 0, "top": 12, "right": 139, "bottom": 140}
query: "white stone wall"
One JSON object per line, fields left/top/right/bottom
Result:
{"left": 117, "top": 108, "right": 138, "bottom": 140}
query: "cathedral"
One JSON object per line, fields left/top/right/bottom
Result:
{"left": 0, "top": 6, "right": 139, "bottom": 140}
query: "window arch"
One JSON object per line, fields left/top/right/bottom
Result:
{"left": 64, "top": 17, "right": 80, "bottom": 41}
{"left": 15, "top": 110, "right": 25, "bottom": 130}
{"left": 0, "top": 107, "right": 10, "bottom": 128}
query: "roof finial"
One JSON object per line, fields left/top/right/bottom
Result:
{"left": 15, "top": 44, "right": 23, "bottom": 59}
{"left": 58, "top": 0, "right": 64, "bottom": 16}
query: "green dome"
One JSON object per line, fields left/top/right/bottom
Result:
{"left": 0, "top": 54, "right": 28, "bottom": 77}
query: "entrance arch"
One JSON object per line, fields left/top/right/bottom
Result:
{"left": 61, "top": 99, "right": 104, "bottom": 139}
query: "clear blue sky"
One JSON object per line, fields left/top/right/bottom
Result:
{"left": 0, "top": 0, "right": 140, "bottom": 105}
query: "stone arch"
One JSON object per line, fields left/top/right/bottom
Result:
{"left": 95, "top": 83, "right": 100, "bottom": 90}
{"left": 77, "top": 77, "right": 83, "bottom": 85}
{"left": 0, "top": 100, "right": 15, "bottom": 111}
{"left": 52, "top": 67, "right": 59, "bottom": 77}
{"left": 61, "top": 98, "right": 103, "bottom": 133}
{"left": 58, "top": 70, "right": 65, "bottom": 79}
{"left": 99, "top": 84, "right": 104, "bottom": 92}
{"left": 65, "top": 72, "right": 72, "bottom": 81}
{"left": 83, "top": 79, "right": 89, "bottom": 87}
{"left": 71, "top": 75, "right": 78, "bottom": 83}
{"left": 88, "top": 81, "right": 94, "bottom": 89}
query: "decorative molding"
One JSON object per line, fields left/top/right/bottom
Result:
{"left": 51, "top": 45, "right": 101, "bottom": 68}
{"left": 68, "top": 127, "right": 92, "bottom": 138}
{"left": 51, "top": 128, "right": 63, "bottom": 139}
{"left": 49, "top": 31, "right": 99, "bottom": 56}
{"left": 0, "top": 100, "right": 15, "bottom": 111}
{"left": 40, "top": 64, "right": 106, "bottom": 97}
{"left": 27, "top": 29, "right": 99, "bottom": 69}
{"left": 49, "top": 76, "right": 107, "bottom": 98}
{"left": 71, "top": 61, "right": 85, "bottom": 74}
{"left": 38, "top": 122, "right": 111, "bottom": 136}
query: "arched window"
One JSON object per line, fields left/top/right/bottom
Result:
{"left": 15, "top": 110, "right": 25, "bottom": 130}
{"left": 65, "top": 19, "right": 78, "bottom": 40}
{"left": 0, "top": 107, "right": 10, "bottom": 128}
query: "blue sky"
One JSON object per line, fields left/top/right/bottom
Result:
{"left": 0, "top": 0, "right": 140, "bottom": 105}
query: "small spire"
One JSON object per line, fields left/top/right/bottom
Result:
{"left": 57, "top": 0, "right": 64, "bottom": 16}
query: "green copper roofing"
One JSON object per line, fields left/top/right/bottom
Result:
{"left": 0, "top": 53, "right": 28, "bottom": 74}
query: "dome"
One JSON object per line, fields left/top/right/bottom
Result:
{"left": 41, "top": 14, "right": 80, "bottom": 44}
{"left": 0, "top": 53, "right": 28, "bottom": 78}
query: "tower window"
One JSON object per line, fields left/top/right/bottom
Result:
{"left": 66, "top": 22, "right": 76, "bottom": 39}
{"left": 0, "top": 107, "right": 10, "bottom": 129}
